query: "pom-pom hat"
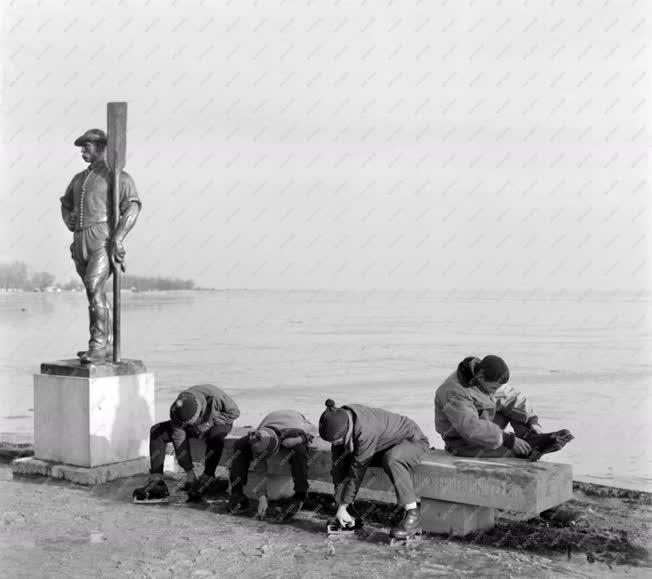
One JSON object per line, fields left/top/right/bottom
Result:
{"left": 318, "top": 399, "right": 350, "bottom": 442}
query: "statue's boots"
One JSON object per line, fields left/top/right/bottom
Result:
{"left": 81, "top": 305, "right": 109, "bottom": 364}
{"left": 78, "top": 306, "right": 112, "bottom": 359}
{"left": 523, "top": 429, "right": 574, "bottom": 462}
{"left": 390, "top": 508, "right": 422, "bottom": 539}
{"left": 104, "top": 305, "right": 113, "bottom": 356}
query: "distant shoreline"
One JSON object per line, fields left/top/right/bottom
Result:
{"left": 0, "top": 261, "right": 197, "bottom": 292}
{"left": 1, "top": 288, "right": 650, "bottom": 298}
{"left": 0, "top": 288, "right": 214, "bottom": 294}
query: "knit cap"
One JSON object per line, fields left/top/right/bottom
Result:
{"left": 318, "top": 399, "right": 350, "bottom": 442}
{"left": 478, "top": 355, "right": 510, "bottom": 384}
{"left": 170, "top": 390, "right": 201, "bottom": 424}
{"left": 249, "top": 427, "right": 280, "bottom": 459}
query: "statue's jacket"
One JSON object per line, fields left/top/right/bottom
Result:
{"left": 60, "top": 159, "right": 141, "bottom": 232}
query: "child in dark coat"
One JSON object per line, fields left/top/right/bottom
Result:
{"left": 133, "top": 384, "right": 240, "bottom": 502}
{"left": 319, "top": 399, "right": 429, "bottom": 539}
{"left": 435, "top": 355, "right": 573, "bottom": 460}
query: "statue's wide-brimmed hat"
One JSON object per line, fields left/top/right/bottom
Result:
{"left": 74, "top": 128, "right": 107, "bottom": 147}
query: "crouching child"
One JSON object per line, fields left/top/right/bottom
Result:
{"left": 133, "top": 384, "right": 240, "bottom": 503}
{"left": 434, "top": 355, "right": 573, "bottom": 460}
{"left": 318, "top": 399, "right": 429, "bottom": 540}
{"left": 227, "top": 409, "right": 316, "bottom": 520}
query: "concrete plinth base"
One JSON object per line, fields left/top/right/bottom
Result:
{"left": 421, "top": 497, "right": 495, "bottom": 536}
{"left": 11, "top": 456, "right": 149, "bottom": 485}
{"left": 34, "top": 359, "right": 154, "bottom": 468}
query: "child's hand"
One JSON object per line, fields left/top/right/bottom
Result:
{"left": 513, "top": 437, "right": 532, "bottom": 457}
{"left": 256, "top": 496, "right": 268, "bottom": 519}
{"left": 336, "top": 505, "right": 354, "bottom": 528}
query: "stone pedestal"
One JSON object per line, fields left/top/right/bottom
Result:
{"left": 420, "top": 498, "right": 495, "bottom": 537}
{"left": 12, "top": 359, "right": 154, "bottom": 484}
{"left": 160, "top": 433, "right": 573, "bottom": 536}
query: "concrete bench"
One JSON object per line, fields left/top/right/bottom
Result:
{"left": 173, "top": 431, "right": 572, "bottom": 536}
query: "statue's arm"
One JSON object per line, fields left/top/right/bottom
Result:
{"left": 115, "top": 172, "right": 142, "bottom": 242}
{"left": 111, "top": 202, "right": 140, "bottom": 267}
{"left": 112, "top": 173, "right": 142, "bottom": 266}
{"left": 60, "top": 180, "right": 76, "bottom": 231}
{"left": 114, "top": 201, "right": 140, "bottom": 243}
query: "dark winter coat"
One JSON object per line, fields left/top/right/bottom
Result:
{"left": 434, "top": 357, "right": 538, "bottom": 449}
{"left": 330, "top": 404, "right": 428, "bottom": 505}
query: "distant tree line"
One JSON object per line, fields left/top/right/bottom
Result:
{"left": 0, "top": 261, "right": 56, "bottom": 291}
{"left": 0, "top": 261, "right": 195, "bottom": 291}
{"left": 122, "top": 275, "right": 195, "bottom": 291}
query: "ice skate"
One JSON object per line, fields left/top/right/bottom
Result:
{"left": 524, "top": 429, "right": 574, "bottom": 462}
{"left": 389, "top": 508, "right": 423, "bottom": 545}
{"left": 132, "top": 479, "right": 169, "bottom": 504}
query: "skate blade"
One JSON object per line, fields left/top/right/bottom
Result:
{"left": 326, "top": 522, "right": 358, "bottom": 537}
{"left": 327, "top": 529, "right": 359, "bottom": 538}
{"left": 227, "top": 506, "right": 249, "bottom": 516}
{"left": 133, "top": 497, "right": 169, "bottom": 504}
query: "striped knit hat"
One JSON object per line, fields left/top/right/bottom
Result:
{"left": 249, "top": 427, "right": 280, "bottom": 459}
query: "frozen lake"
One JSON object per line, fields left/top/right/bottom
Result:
{"left": 1, "top": 289, "right": 650, "bottom": 491}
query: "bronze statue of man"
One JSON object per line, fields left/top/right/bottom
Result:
{"left": 60, "top": 128, "right": 141, "bottom": 363}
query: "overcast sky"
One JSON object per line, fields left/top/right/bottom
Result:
{"left": 1, "top": 0, "right": 649, "bottom": 291}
